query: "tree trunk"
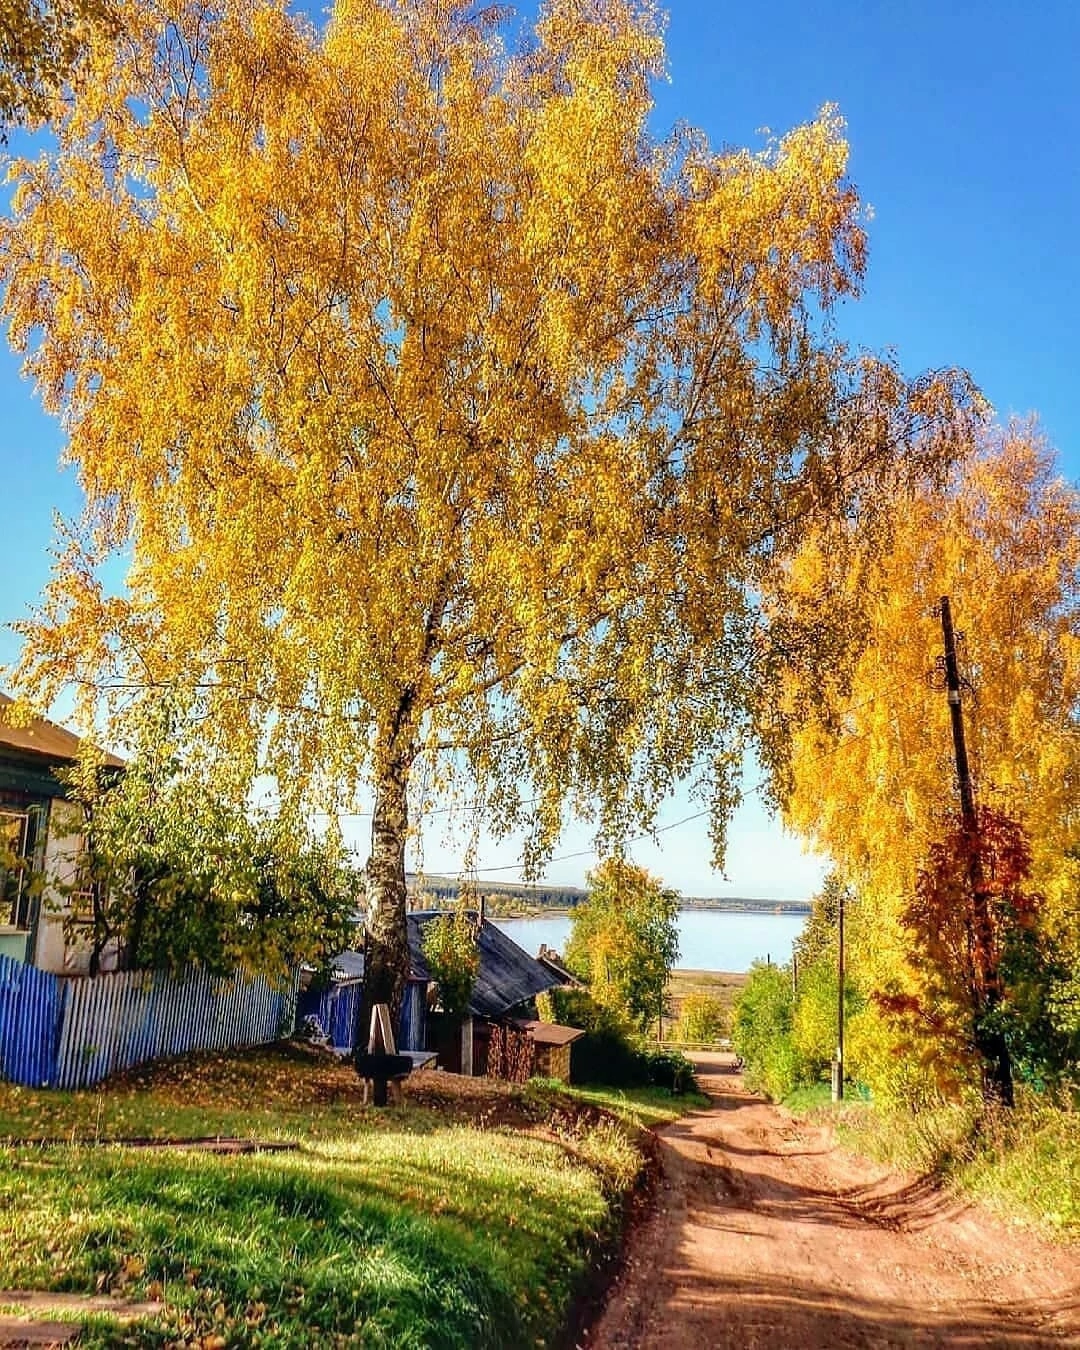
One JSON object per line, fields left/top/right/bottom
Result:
{"left": 354, "top": 751, "right": 411, "bottom": 1071}
{"left": 973, "top": 1013, "right": 1014, "bottom": 1108}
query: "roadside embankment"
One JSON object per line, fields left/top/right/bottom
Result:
{"left": 0, "top": 1043, "right": 692, "bottom": 1348}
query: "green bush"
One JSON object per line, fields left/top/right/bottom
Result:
{"left": 791, "top": 959, "right": 838, "bottom": 1083}
{"left": 644, "top": 1049, "right": 696, "bottom": 1094}
{"left": 677, "top": 992, "right": 726, "bottom": 1044}
{"left": 539, "top": 988, "right": 693, "bottom": 1089}
{"left": 732, "top": 961, "right": 800, "bottom": 1100}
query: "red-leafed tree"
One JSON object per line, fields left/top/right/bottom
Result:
{"left": 881, "top": 808, "right": 1054, "bottom": 1105}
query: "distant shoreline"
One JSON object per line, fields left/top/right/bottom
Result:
{"left": 487, "top": 900, "right": 812, "bottom": 919}
{"left": 412, "top": 872, "right": 813, "bottom": 919}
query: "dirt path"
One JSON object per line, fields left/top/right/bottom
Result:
{"left": 587, "top": 1054, "right": 1080, "bottom": 1349}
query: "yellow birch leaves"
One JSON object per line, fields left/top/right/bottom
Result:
{"left": 0, "top": 0, "right": 968, "bottom": 869}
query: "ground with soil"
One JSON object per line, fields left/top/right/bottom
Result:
{"left": 587, "top": 1053, "right": 1080, "bottom": 1349}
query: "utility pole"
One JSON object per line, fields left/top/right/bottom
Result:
{"left": 940, "top": 596, "right": 977, "bottom": 829}
{"left": 938, "top": 596, "right": 1013, "bottom": 1107}
{"left": 832, "top": 887, "right": 845, "bottom": 1102}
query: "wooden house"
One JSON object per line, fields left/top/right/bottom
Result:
{"left": 400, "top": 912, "right": 581, "bottom": 1078}
{"left": 0, "top": 694, "right": 123, "bottom": 973}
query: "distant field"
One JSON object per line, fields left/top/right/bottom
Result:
{"left": 662, "top": 968, "right": 747, "bottom": 1042}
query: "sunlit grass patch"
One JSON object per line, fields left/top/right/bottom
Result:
{"left": 0, "top": 1131, "right": 614, "bottom": 1347}
{"left": 0, "top": 1046, "right": 689, "bottom": 1346}
{"left": 820, "top": 1089, "right": 1080, "bottom": 1241}
{"left": 562, "top": 1081, "right": 710, "bottom": 1129}
{"left": 962, "top": 1097, "right": 1080, "bottom": 1238}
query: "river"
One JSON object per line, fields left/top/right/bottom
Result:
{"left": 492, "top": 908, "right": 807, "bottom": 973}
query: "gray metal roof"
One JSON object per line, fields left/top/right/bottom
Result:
{"left": 407, "top": 911, "right": 563, "bottom": 1019}
{"left": 329, "top": 951, "right": 366, "bottom": 982}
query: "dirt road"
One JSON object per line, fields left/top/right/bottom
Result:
{"left": 587, "top": 1054, "right": 1080, "bottom": 1349}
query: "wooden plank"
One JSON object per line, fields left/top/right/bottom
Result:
{"left": 369, "top": 1003, "right": 396, "bottom": 1054}
{"left": 0, "top": 1315, "right": 81, "bottom": 1346}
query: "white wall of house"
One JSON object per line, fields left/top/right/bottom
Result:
{"left": 32, "top": 798, "right": 120, "bottom": 975}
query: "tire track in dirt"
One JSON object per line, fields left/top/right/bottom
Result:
{"left": 585, "top": 1053, "right": 1080, "bottom": 1349}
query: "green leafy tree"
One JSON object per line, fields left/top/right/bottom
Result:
{"left": 565, "top": 858, "right": 679, "bottom": 1036}
{"left": 677, "top": 992, "right": 726, "bottom": 1044}
{"left": 63, "top": 699, "right": 358, "bottom": 977}
{"left": 792, "top": 871, "right": 849, "bottom": 972}
{"left": 789, "top": 871, "right": 859, "bottom": 1083}
{"left": 420, "top": 906, "right": 479, "bottom": 1022}
{"left": 732, "top": 960, "right": 798, "bottom": 1100}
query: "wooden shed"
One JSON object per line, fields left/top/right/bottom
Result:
{"left": 508, "top": 1017, "right": 585, "bottom": 1083}
{"left": 401, "top": 912, "right": 573, "bottom": 1075}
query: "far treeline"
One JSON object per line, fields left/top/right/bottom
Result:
{"left": 411, "top": 875, "right": 811, "bottom": 919}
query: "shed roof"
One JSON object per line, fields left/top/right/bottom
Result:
{"left": 508, "top": 1018, "right": 585, "bottom": 1047}
{"left": 0, "top": 693, "right": 124, "bottom": 770}
{"left": 407, "top": 911, "right": 563, "bottom": 1019}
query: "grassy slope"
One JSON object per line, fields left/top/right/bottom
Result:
{"left": 0, "top": 1046, "right": 691, "bottom": 1348}
{"left": 812, "top": 1092, "right": 1080, "bottom": 1243}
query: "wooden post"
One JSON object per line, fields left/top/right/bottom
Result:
{"left": 461, "top": 1017, "right": 474, "bottom": 1076}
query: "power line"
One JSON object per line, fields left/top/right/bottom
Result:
{"left": 457, "top": 691, "right": 901, "bottom": 878}
{"left": 336, "top": 674, "right": 910, "bottom": 876}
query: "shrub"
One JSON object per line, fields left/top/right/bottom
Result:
{"left": 539, "top": 987, "right": 689, "bottom": 1089}
{"left": 677, "top": 992, "right": 726, "bottom": 1044}
{"left": 791, "top": 959, "right": 838, "bottom": 1083}
{"left": 645, "top": 1049, "right": 696, "bottom": 1094}
{"left": 732, "top": 961, "right": 800, "bottom": 1100}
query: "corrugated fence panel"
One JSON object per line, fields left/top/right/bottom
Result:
{"left": 399, "top": 980, "right": 426, "bottom": 1052}
{"left": 49, "top": 966, "right": 291, "bottom": 1090}
{"left": 296, "top": 982, "right": 362, "bottom": 1053}
{"left": 0, "top": 953, "right": 63, "bottom": 1087}
{"left": 332, "top": 984, "right": 361, "bottom": 1051}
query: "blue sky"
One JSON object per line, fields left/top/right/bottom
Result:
{"left": 2, "top": 0, "right": 1077, "bottom": 899}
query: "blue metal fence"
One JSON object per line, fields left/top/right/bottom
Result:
{"left": 399, "top": 980, "right": 426, "bottom": 1052}
{"left": 297, "top": 980, "right": 362, "bottom": 1052}
{"left": 0, "top": 954, "right": 63, "bottom": 1087}
{"left": 0, "top": 958, "right": 295, "bottom": 1090}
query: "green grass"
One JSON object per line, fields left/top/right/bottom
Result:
{"left": 782, "top": 1081, "right": 833, "bottom": 1113}
{"left": 561, "top": 1081, "right": 710, "bottom": 1129}
{"left": 811, "top": 1089, "right": 1080, "bottom": 1242}
{"left": 0, "top": 1045, "right": 697, "bottom": 1346}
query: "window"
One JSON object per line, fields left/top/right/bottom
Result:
{"left": 0, "top": 809, "right": 32, "bottom": 930}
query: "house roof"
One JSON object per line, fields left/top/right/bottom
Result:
{"left": 0, "top": 693, "right": 124, "bottom": 769}
{"left": 508, "top": 1018, "right": 585, "bottom": 1047}
{"left": 407, "top": 911, "right": 564, "bottom": 1020}
{"left": 329, "top": 951, "right": 366, "bottom": 983}
{"left": 536, "top": 944, "right": 582, "bottom": 987}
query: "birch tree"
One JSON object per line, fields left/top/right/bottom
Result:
{"left": 0, "top": 0, "right": 975, "bottom": 1020}
{"left": 0, "top": 0, "right": 112, "bottom": 134}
